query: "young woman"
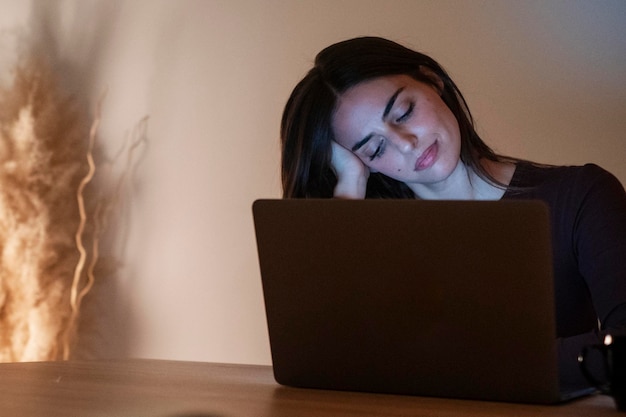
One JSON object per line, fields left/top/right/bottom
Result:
{"left": 280, "top": 36, "right": 626, "bottom": 387}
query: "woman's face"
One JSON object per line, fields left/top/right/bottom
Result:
{"left": 332, "top": 74, "right": 462, "bottom": 188}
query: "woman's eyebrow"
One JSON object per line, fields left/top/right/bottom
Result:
{"left": 352, "top": 133, "right": 374, "bottom": 151}
{"left": 351, "top": 86, "right": 404, "bottom": 152}
{"left": 383, "top": 87, "right": 404, "bottom": 120}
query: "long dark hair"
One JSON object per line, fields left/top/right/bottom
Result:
{"left": 281, "top": 36, "right": 508, "bottom": 198}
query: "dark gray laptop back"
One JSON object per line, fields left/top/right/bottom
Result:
{"left": 253, "top": 199, "right": 566, "bottom": 404}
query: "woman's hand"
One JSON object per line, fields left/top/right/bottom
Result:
{"left": 331, "top": 141, "right": 369, "bottom": 199}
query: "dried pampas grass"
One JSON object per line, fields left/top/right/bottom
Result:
{"left": 0, "top": 55, "right": 142, "bottom": 362}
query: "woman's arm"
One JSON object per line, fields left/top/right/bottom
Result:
{"left": 331, "top": 141, "right": 369, "bottom": 199}
{"left": 560, "top": 165, "right": 626, "bottom": 387}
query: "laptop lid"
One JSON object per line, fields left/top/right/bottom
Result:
{"left": 252, "top": 199, "right": 582, "bottom": 404}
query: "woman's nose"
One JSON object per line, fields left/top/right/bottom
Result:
{"left": 389, "top": 131, "right": 418, "bottom": 153}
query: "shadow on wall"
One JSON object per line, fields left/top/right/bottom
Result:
{"left": 28, "top": 0, "right": 119, "bottom": 101}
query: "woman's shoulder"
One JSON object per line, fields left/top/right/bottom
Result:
{"left": 504, "top": 161, "right": 626, "bottom": 205}
{"left": 511, "top": 161, "right": 621, "bottom": 189}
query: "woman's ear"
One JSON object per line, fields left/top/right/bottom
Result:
{"left": 418, "top": 66, "right": 444, "bottom": 94}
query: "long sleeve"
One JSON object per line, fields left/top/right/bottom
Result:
{"left": 503, "top": 163, "right": 626, "bottom": 388}
{"left": 572, "top": 166, "right": 626, "bottom": 333}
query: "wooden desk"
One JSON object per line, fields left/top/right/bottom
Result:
{"left": 0, "top": 359, "right": 618, "bottom": 416}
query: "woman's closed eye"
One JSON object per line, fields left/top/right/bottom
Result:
{"left": 364, "top": 136, "right": 386, "bottom": 161}
{"left": 395, "top": 101, "right": 414, "bottom": 123}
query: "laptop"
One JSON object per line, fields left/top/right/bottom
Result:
{"left": 252, "top": 199, "right": 594, "bottom": 404}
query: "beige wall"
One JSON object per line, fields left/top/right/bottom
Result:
{"left": 1, "top": 0, "right": 625, "bottom": 365}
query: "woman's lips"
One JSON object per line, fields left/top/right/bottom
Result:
{"left": 414, "top": 141, "right": 438, "bottom": 171}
